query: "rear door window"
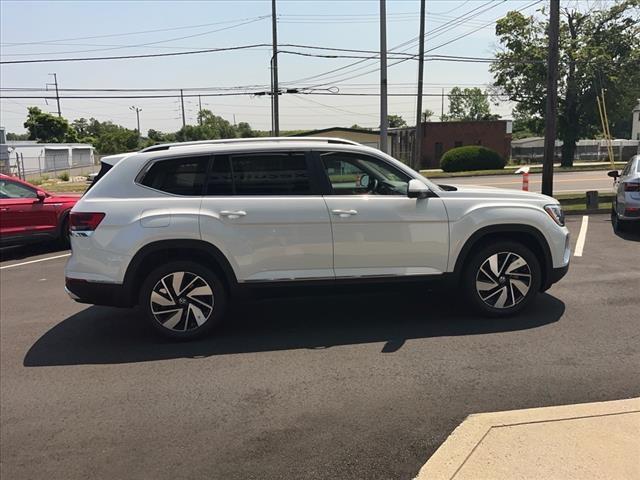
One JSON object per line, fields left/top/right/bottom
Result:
{"left": 140, "top": 156, "right": 209, "bottom": 195}
{"left": 205, "top": 152, "right": 312, "bottom": 196}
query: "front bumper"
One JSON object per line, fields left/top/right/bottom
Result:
{"left": 65, "top": 277, "right": 134, "bottom": 308}
{"left": 548, "top": 263, "right": 569, "bottom": 285}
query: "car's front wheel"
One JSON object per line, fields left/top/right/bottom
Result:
{"left": 140, "top": 261, "right": 227, "bottom": 340}
{"left": 463, "top": 241, "right": 541, "bottom": 317}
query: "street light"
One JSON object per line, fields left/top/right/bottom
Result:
{"left": 129, "top": 106, "right": 142, "bottom": 136}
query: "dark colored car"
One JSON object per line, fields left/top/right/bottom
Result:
{"left": 0, "top": 173, "right": 81, "bottom": 247}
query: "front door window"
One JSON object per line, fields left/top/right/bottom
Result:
{"left": 319, "top": 152, "right": 410, "bottom": 196}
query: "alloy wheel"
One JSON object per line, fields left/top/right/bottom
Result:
{"left": 475, "top": 252, "right": 532, "bottom": 309}
{"left": 149, "top": 271, "right": 214, "bottom": 331}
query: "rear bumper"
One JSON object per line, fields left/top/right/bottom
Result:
{"left": 65, "top": 277, "right": 134, "bottom": 307}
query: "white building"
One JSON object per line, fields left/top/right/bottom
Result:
{"left": 4, "top": 140, "right": 95, "bottom": 176}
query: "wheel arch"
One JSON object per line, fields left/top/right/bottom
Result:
{"left": 57, "top": 208, "right": 72, "bottom": 239}
{"left": 452, "top": 224, "right": 553, "bottom": 291}
{"left": 122, "top": 239, "right": 238, "bottom": 306}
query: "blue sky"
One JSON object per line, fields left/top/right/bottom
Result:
{"left": 1, "top": 0, "right": 547, "bottom": 134}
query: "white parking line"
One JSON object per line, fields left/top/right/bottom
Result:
{"left": 0, "top": 253, "right": 71, "bottom": 270}
{"left": 574, "top": 216, "right": 589, "bottom": 257}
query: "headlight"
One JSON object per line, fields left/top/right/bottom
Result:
{"left": 544, "top": 204, "right": 565, "bottom": 226}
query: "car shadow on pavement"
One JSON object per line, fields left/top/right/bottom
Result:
{"left": 0, "top": 243, "right": 68, "bottom": 262}
{"left": 24, "top": 288, "right": 565, "bottom": 367}
{"left": 612, "top": 223, "right": 640, "bottom": 241}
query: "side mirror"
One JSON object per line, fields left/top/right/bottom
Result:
{"left": 36, "top": 190, "right": 47, "bottom": 202}
{"left": 407, "top": 179, "right": 430, "bottom": 199}
{"left": 607, "top": 170, "right": 619, "bottom": 179}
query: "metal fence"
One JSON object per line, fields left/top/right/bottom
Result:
{"left": 511, "top": 140, "right": 639, "bottom": 164}
{"left": 4, "top": 154, "right": 100, "bottom": 181}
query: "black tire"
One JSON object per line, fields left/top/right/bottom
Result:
{"left": 462, "top": 241, "right": 541, "bottom": 317}
{"left": 139, "top": 261, "right": 227, "bottom": 340}
{"left": 611, "top": 203, "right": 628, "bottom": 233}
{"left": 58, "top": 216, "right": 70, "bottom": 249}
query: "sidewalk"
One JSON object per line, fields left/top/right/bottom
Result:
{"left": 415, "top": 397, "right": 640, "bottom": 480}
{"left": 421, "top": 161, "right": 623, "bottom": 174}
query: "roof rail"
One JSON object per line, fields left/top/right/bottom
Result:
{"left": 141, "top": 136, "right": 360, "bottom": 152}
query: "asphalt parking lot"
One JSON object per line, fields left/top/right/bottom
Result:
{"left": 1, "top": 215, "right": 639, "bottom": 480}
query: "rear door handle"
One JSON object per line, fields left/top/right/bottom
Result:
{"left": 0, "top": 208, "right": 8, "bottom": 212}
{"left": 331, "top": 209, "right": 358, "bottom": 218}
{"left": 220, "top": 210, "right": 247, "bottom": 219}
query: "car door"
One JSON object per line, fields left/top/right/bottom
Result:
{"left": 316, "top": 150, "right": 449, "bottom": 278}
{"left": 199, "top": 150, "right": 334, "bottom": 282}
{"left": 0, "top": 178, "right": 57, "bottom": 238}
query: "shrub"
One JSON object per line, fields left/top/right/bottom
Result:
{"left": 439, "top": 145, "right": 506, "bottom": 172}
{"left": 57, "top": 172, "right": 70, "bottom": 181}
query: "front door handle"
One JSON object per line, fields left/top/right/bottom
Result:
{"left": 331, "top": 209, "right": 358, "bottom": 218}
{"left": 220, "top": 210, "right": 247, "bottom": 220}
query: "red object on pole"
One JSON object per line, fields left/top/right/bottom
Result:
{"left": 522, "top": 172, "right": 529, "bottom": 191}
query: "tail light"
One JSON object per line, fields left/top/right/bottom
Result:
{"left": 623, "top": 182, "right": 640, "bottom": 192}
{"left": 69, "top": 212, "right": 105, "bottom": 232}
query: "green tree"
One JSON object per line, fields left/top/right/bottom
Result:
{"left": 6, "top": 132, "right": 29, "bottom": 140}
{"left": 491, "top": 1, "right": 640, "bottom": 166}
{"left": 176, "top": 109, "right": 237, "bottom": 141}
{"left": 92, "top": 121, "right": 139, "bottom": 154}
{"left": 71, "top": 118, "right": 90, "bottom": 137}
{"left": 512, "top": 110, "right": 545, "bottom": 139}
{"left": 146, "top": 129, "right": 176, "bottom": 145}
{"left": 422, "top": 109, "right": 435, "bottom": 122}
{"left": 23, "top": 107, "right": 77, "bottom": 142}
{"left": 443, "top": 87, "right": 499, "bottom": 121}
{"left": 387, "top": 115, "right": 407, "bottom": 128}
{"left": 236, "top": 121, "right": 259, "bottom": 138}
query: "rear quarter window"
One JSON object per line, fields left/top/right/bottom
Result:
{"left": 140, "top": 156, "right": 209, "bottom": 195}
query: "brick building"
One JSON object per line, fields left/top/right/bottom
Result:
{"left": 392, "top": 120, "right": 513, "bottom": 169}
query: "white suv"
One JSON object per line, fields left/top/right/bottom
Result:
{"left": 65, "top": 138, "right": 570, "bottom": 339}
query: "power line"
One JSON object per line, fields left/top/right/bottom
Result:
{"left": 1, "top": 16, "right": 270, "bottom": 57}
{"left": 303, "top": 0, "right": 542, "bottom": 88}
{"left": 0, "top": 44, "right": 270, "bottom": 65}
{"left": 1, "top": 1, "right": 501, "bottom": 66}
{"left": 0, "top": 91, "right": 524, "bottom": 100}
{"left": 0, "top": 80, "right": 494, "bottom": 93}
{"left": 281, "top": 0, "right": 502, "bottom": 86}
{"left": 0, "top": 15, "right": 271, "bottom": 47}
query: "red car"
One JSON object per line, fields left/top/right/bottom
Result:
{"left": 0, "top": 173, "right": 81, "bottom": 247}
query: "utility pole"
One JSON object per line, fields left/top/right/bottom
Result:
{"left": 379, "top": 0, "right": 388, "bottom": 153}
{"left": 271, "top": 0, "right": 280, "bottom": 136}
{"left": 48, "top": 73, "right": 61, "bottom": 117}
{"left": 130, "top": 106, "right": 142, "bottom": 137}
{"left": 198, "top": 95, "right": 203, "bottom": 125}
{"left": 441, "top": 88, "right": 445, "bottom": 120}
{"left": 413, "top": 0, "right": 426, "bottom": 170}
{"left": 542, "top": 0, "right": 560, "bottom": 197}
{"left": 180, "top": 89, "right": 186, "bottom": 128}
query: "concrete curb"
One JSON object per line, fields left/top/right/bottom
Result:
{"left": 414, "top": 397, "right": 640, "bottom": 480}
{"left": 565, "top": 208, "right": 609, "bottom": 215}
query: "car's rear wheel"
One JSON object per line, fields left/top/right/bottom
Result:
{"left": 140, "top": 261, "right": 226, "bottom": 340}
{"left": 611, "top": 202, "right": 629, "bottom": 233}
{"left": 463, "top": 241, "right": 541, "bottom": 317}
